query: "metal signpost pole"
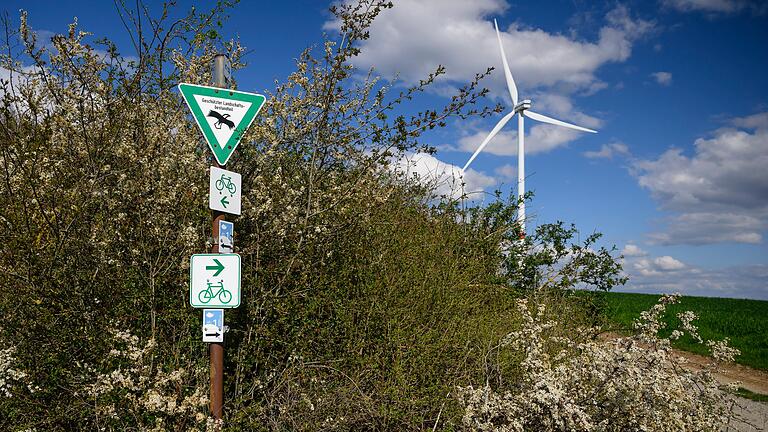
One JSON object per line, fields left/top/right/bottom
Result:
{"left": 210, "top": 53, "right": 228, "bottom": 424}
{"left": 181, "top": 53, "right": 261, "bottom": 428}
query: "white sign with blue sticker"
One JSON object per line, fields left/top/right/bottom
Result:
{"left": 219, "top": 220, "right": 234, "bottom": 254}
{"left": 203, "top": 309, "right": 224, "bottom": 343}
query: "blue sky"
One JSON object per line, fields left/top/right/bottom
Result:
{"left": 4, "top": 0, "right": 767, "bottom": 299}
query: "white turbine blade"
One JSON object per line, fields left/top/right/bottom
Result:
{"left": 462, "top": 111, "right": 516, "bottom": 171}
{"left": 524, "top": 110, "right": 597, "bottom": 133}
{"left": 494, "top": 19, "right": 518, "bottom": 106}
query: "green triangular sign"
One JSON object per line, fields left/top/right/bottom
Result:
{"left": 178, "top": 83, "right": 266, "bottom": 165}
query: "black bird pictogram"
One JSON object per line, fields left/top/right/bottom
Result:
{"left": 207, "top": 110, "right": 235, "bottom": 130}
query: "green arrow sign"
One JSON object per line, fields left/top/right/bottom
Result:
{"left": 190, "top": 254, "right": 241, "bottom": 308}
{"left": 178, "top": 83, "right": 266, "bottom": 165}
{"left": 220, "top": 196, "right": 229, "bottom": 208}
{"left": 206, "top": 258, "right": 225, "bottom": 277}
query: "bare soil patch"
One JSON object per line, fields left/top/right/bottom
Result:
{"left": 672, "top": 348, "right": 768, "bottom": 395}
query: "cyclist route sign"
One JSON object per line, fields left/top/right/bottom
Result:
{"left": 209, "top": 166, "right": 241, "bottom": 215}
{"left": 190, "top": 253, "right": 241, "bottom": 308}
{"left": 178, "top": 83, "right": 266, "bottom": 165}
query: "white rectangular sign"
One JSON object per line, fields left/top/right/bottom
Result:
{"left": 209, "top": 166, "right": 241, "bottom": 215}
{"left": 190, "top": 253, "right": 241, "bottom": 308}
{"left": 202, "top": 309, "right": 224, "bottom": 343}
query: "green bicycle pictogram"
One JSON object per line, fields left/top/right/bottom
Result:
{"left": 198, "top": 280, "right": 233, "bottom": 304}
{"left": 215, "top": 174, "right": 237, "bottom": 195}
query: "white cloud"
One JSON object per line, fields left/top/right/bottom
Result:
{"left": 620, "top": 262, "right": 768, "bottom": 300}
{"left": 633, "top": 112, "right": 768, "bottom": 245}
{"left": 650, "top": 71, "right": 673, "bottom": 86}
{"left": 326, "top": 1, "right": 651, "bottom": 155}
{"left": 654, "top": 255, "right": 686, "bottom": 271}
{"left": 0, "top": 65, "right": 36, "bottom": 91}
{"left": 619, "top": 248, "right": 767, "bottom": 299}
{"left": 392, "top": 152, "right": 496, "bottom": 199}
{"left": 662, "top": 0, "right": 765, "bottom": 14}
{"left": 452, "top": 123, "right": 581, "bottom": 157}
{"left": 632, "top": 255, "right": 686, "bottom": 276}
{"left": 332, "top": 1, "right": 652, "bottom": 94}
{"left": 532, "top": 93, "right": 603, "bottom": 129}
{"left": 0, "top": 64, "right": 56, "bottom": 117}
{"left": 621, "top": 243, "right": 647, "bottom": 257}
{"left": 584, "top": 142, "right": 630, "bottom": 159}
{"left": 647, "top": 213, "right": 763, "bottom": 245}
{"left": 494, "top": 164, "right": 517, "bottom": 181}
{"left": 731, "top": 111, "right": 768, "bottom": 129}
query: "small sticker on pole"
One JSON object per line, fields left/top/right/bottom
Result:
{"left": 218, "top": 220, "right": 234, "bottom": 253}
{"left": 203, "top": 309, "right": 225, "bottom": 343}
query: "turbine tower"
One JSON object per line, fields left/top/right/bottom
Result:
{"left": 463, "top": 19, "right": 597, "bottom": 235}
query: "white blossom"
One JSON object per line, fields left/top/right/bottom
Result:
{"left": 459, "top": 295, "right": 741, "bottom": 431}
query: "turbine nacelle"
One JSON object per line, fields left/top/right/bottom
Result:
{"left": 514, "top": 99, "right": 532, "bottom": 113}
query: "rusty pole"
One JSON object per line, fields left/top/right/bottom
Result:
{"left": 209, "top": 53, "right": 228, "bottom": 424}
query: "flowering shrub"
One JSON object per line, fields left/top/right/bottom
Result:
{"left": 0, "top": 346, "right": 29, "bottom": 398}
{"left": 0, "top": 0, "right": 504, "bottom": 428}
{"left": 458, "top": 294, "right": 740, "bottom": 431}
{"left": 0, "top": 3, "right": 232, "bottom": 429}
{"left": 79, "top": 329, "right": 210, "bottom": 431}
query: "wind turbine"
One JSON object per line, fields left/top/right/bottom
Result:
{"left": 462, "top": 19, "right": 597, "bottom": 235}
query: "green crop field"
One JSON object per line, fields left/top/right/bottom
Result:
{"left": 602, "top": 292, "right": 768, "bottom": 371}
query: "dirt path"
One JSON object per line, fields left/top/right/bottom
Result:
{"left": 728, "top": 396, "right": 768, "bottom": 432}
{"left": 671, "top": 349, "right": 768, "bottom": 431}
{"left": 670, "top": 348, "right": 768, "bottom": 395}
